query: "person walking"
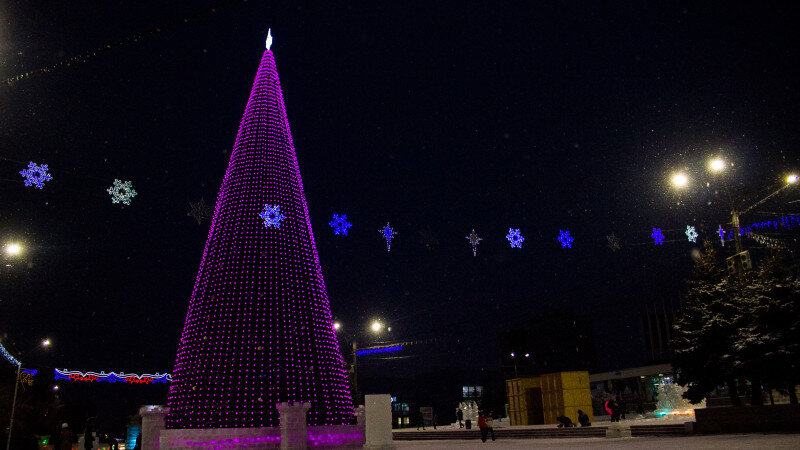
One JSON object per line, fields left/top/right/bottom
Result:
{"left": 416, "top": 409, "right": 425, "bottom": 430}
{"left": 486, "top": 411, "right": 496, "bottom": 441}
{"left": 432, "top": 412, "right": 438, "bottom": 430}
{"left": 58, "top": 423, "right": 76, "bottom": 450}
{"left": 457, "top": 407, "right": 464, "bottom": 428}
{"left": 607, "top": 397, "right": 621, "bottom": 422}
{"left": 83, "top": 421, "right": 96, "bottom": 450}
{"left": 478, "top": 411, "right": 488, "bottom": 443}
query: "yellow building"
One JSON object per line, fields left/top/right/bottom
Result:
{"left": 506, "top": 371, "right": 592, "bottom": 425}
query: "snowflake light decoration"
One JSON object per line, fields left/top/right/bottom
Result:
{"left": 557, "top": 229, "right": 574, "bottom": 248}
{"left": 466, "top": 229, "right": 482, "bottom": 256}
{"left": 19, "top": 162, "right": 53, "bottom": 189}
{"left": 651, "top": 228, "right": 665, "bottom": 245}
{"left": 259, "top": 204, "right": 286, "bottom": 228}
{"left": 606, "top": 233, "right": 621, "bottom": 251}
{"left": 506, "top": 228, "right": 524, "bottom": 249}
{"left": 379, "top": 222, "right": 396, "bottom": 252}
{"left": 685, "top": 225, "right": 698, "bottom": 243}
{"left": 187, "top": 198, "right": 212, "bottom": 224}
{"left": 717, "top": 225, "right": 726, "bottom": 247}
{"left": 328, "top": 213, "right": 353, "bottom": 236}
{"left": 106, "top": 179, "right": 137, "bottom": 205}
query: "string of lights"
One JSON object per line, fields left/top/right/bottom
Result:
{"left": 6, "top": 153, "right": 798, "bottom": 252}
{"left": 3, "top": 0, "right": 249, "bottom": 87}
{"left": 739, "top": 215, "right": 800, "bottom": 236}
{"left": 54, "top": 368, "right": 171, "bottom": 384}
{"left": 744, "top": 233, "right": 789, "bottom": 249}
{"left": 0, "top": 342, "right": 21, "bottom": 367}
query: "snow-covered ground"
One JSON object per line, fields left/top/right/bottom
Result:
{"left": 394, "top": 434, "right": 800, "bottom": 449}
{"left": 395, "top": 414, "right": 693, "bottom": 432}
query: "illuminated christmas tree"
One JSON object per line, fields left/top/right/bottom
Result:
{"left": 166, "top": 32, "right": 353, "bottom": 428}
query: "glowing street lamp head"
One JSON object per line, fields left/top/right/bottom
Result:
{"left": 788, "top": 174, "right": 799, "bottom": 184}
{"left": 332, "top": 322, "right": 341, "bottom": 332}
{"left": 42, "top": 339, "right": 51, "bottom": 347}
{"left": 370, "top": 321, "right": 383, "bottom": 333}
{"left": 4, "top": 243, "right": 22, "bottom": 256}
{"left": 709, "top": 158, "right": 726, "bottom": 173}
{"left": 671, "top": 173, "right": 689, "bottom": 188}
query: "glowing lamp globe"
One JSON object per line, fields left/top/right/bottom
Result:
{"left": 788, "top": 174, "right": 799, "bottom": 184}
{"left": 371, "top": 321, "right": 383, "bottom": 333}
{"left": 4, "top": 243, "right": 22, "bottom": 256}
{"left": 671, "top": 173, "right": 689, "bottom": 188}
{"left": 709, "top": 158, "right": 726, "bottom": 172}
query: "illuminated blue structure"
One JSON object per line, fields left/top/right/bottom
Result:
{"left": 685, "top": 225, "right": 698, "bottom": 243}
{"left": 329, "top": 213, "right": 353, "bottom": 235}
{"left": 718, "top": 225, "right": 726, "bottom": 246}
{"left": 379, "top": 222, "right": 397, "bottom": 251}
{"left": 506, "top": 228, "right": 524, "bottom": 248}
{"left": 557, "top": 230, "right": 574, "bottom": 248}
{"left": 259, "top": 204, "right": 286, "bottom": 228}
{"left": 126, "top": 425, "right": 142, "bottom": 450}
{"left": 19, "top": 161, "right": 53, "bottom": 189}
{"left": 651, "top": 228, "right": 665, "bottom": 245}
{"left": 356, "top": 345, "right": 403, "bottom": 356}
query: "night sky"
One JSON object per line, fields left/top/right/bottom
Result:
{"left": 2, "top": 0, "right": 800, "bottom": 419}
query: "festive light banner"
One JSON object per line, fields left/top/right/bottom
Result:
{"left": 3, "top": 0, "right": 250, "bottom": 88}
{"left": 0, "top": 342, "right": 21, "bottom": 367}
{"left": 54, "top": 368, "right": 171, "bottom": 384}
{"left": 739, "top": 215, "right": 800, "bottom": 236}
{"left": 356, "top": 345, "right": 403, "bottom": 357}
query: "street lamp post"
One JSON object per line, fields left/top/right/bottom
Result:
{"left": 334, "top": 320, "right": 388, "bottom": 406}
{"left": 3, "top": 339, "right": 51, "bottom": 450}
{"left": 672, "top": 159, "right": 798, "bottom": 275}
{"left": 5, "top": 363, "right": 21, "bottom": 450}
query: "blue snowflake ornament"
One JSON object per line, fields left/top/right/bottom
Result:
{"left": 651, "top": 228, "right": 665, "bottom": 245}
{"left": 329, "top": 214, "right": 353, "bottom": 236}
{"left": 685, "top": 225, "right": 698, "bottom": 243}
{"left": 259, "top": 204, "right": 286, "bottom": 228}
{"left": 379, "top": 222, "right": 396, "bottom": 252}
{"left": 506, "top": 228, "right": 524, "bottom": 248}
{"left": 106, "top": 179, "right": 137, "bottom": 205}
{"left": 20, "top": 162, "right": 53, "bottom": 189}
{"left": 557, "top": 230, "right": 574, "bottom": 248}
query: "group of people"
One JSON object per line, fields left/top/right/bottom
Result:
{"left": 555, "top": 409, "right": 592, "bottom": 428}
{"left": 48, "top": 419, "right": 124, "bottom": 450}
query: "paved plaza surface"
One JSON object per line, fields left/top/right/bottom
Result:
{"left": 394, "top": 434, "right": 800, "bottom": 449}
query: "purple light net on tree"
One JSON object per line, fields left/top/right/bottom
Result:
{"left": 166, "top": 48, "right": 353, "bottom": 429}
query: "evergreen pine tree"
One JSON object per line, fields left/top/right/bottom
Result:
{"left": 735, "top": 251, "right": 800, "bottom": 404}
{"left": 671, "top": 240, "right": 743, "bottom": 405}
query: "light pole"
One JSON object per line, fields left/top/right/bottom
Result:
{"left": 5, "top": 362, "right": 21, "bottom": 450}
{"left": 334, "top": 320, "right": 389, "bottom": 406}
{"left": 3, "top": 338, "right": 51, "bottom": 450}
{"left": 671, "top": 160, "right": 798, "bottom": 274}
